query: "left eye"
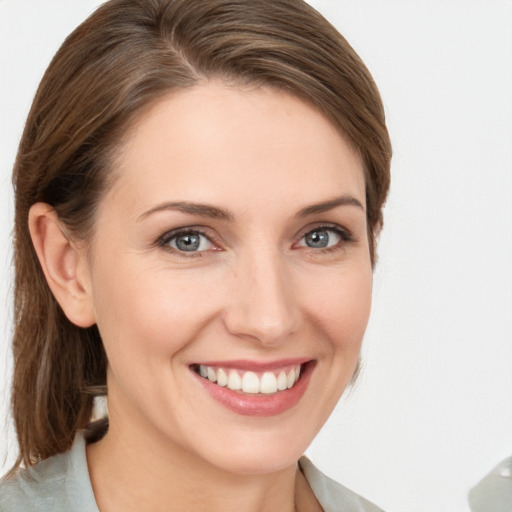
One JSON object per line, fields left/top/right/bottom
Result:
{"left": 167, "top": 231, "right": 213, "bottom": 252}
{"left": 298, "top": 228, "right": 342, "bottom": 249}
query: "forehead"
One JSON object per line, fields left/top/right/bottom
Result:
{"left": 107, "top": 82, "right": 366, "bottom": 216}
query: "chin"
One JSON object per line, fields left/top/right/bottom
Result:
{"left": 184, "top": 421, "right": 318, "bottom": 476}
{"left": 208, "top": 447, "right": 303, "bottom": 476}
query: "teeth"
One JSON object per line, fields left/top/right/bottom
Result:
{"left": 197, "top": 364, "right": 302, "bottom": 394}
{"left": 286, "top": 369, "right": 295, "bottom": 389}
{"left": 277, "top": 371, "right": 288, "bottom": 391}
{"left": 260, "top": 372, "right": 278, "bottom": 394}
{"left": 207, "top": 366, "right": 217, "bottom": 383}
{"left": 242, "top": 371, "right": 260, "bottom": 393}
{"left": 228, "top": 370, "right": 242, "bottom": 390}
{"left": 216, "top": 368, "right": 228, "bottom": 387}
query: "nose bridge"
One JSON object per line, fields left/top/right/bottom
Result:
{"left": 224, "top": 243, "right": 298, "bottom": 345}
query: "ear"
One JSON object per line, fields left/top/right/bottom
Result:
{"left": 28, "top": 203, "right": 96, "bottom": 328}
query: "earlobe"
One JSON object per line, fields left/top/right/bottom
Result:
{"left": 28, "top": 203, "right": 96, "bottom": 328}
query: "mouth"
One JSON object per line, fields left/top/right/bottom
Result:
{"left": 189, "top": 360, "right": 315, "bottom": 416}
{"left": 190, "top": 362, "right": 302, "bottom": 394}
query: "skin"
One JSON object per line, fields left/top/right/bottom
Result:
{"left": 30, "top": 82, "right": 372, "bottom": 512}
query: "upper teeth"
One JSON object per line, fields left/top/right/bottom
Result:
{"left": 198, "top": 365, "right": 301, "bottom": 394}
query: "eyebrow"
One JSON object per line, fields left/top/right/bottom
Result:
{"left": 295, "top": 195, "right": 365, "bottom": 218}
{"left": 137, "top": 194, "right": 364, "bottom": 223}
{"left": 137, "top": 201, "right": 235, "bottom": 222}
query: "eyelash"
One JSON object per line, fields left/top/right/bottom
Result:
{"left": 156, "top": 228, "right": 215, "bottom": 258}
{"left": 156, "top": 224, "right": 354, "bottom": 257}
{"left": 294, "top": 224, "right": 354, "bottom": 254}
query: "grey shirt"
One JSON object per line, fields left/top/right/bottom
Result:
{"left": 1, "top": 433, "right": 384, "bottom": 512}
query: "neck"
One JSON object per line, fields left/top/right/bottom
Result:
{"left": 87, "top": 421, "right": 308, "bottom": 512}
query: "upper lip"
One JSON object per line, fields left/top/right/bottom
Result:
{"left": 189, "top": 358, "right": 311, "bottom": 372}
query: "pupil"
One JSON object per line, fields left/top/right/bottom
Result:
{"left": 306, "top": 230, "right": 328, "bottom": 248}
{"left": 176, "top": 234, "right": 200, "bottom": 251}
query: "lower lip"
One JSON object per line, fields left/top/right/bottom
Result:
{"left": 192, "top": 362, "right": 314, "bottom": 417}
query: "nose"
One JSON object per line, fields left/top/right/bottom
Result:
{"left": 222, "top": 248, "right": 299, "bottom": 346}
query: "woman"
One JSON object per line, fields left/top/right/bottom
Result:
{"left": 0, "top": 0, "right": 391, "bottom": 510}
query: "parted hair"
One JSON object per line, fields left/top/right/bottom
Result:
{"left": 10, "top": 0, "right": 391, "bottom": 470}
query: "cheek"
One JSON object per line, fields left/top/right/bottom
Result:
{"left": 90, "top": 260, "right": 221, "bottom": 363}
{"left": 305, "top": 262, "right": 373, "bottom": 353}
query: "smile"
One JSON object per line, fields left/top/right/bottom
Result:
{"left": 193, "top": 364, "right": 301, "bottom": 394}
{"left": 190, "top": 360, "right": 314, "bottom": 417}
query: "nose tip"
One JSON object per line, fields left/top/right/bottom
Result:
{"left": 222, "top": 256, "right": 298, "bottom": 346}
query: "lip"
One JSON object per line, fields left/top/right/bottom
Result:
{"left": 193, "top": 357, "right": 310, "bottom": 372}
{"left": 190, "top": 359, "right": 315, "bottom": 417}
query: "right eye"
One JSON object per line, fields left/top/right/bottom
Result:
{"left": 161, "top": 230, "right": 214, "bottom": 253}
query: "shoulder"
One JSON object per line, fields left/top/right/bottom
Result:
{"left": 299, "top": 456, "right": 385, "bottom": 512}
{"left": 0, "top": 451, "right": 69, "bottom": 512}
{"left": 0, "top": 434, "right": 98, "bottom": 512}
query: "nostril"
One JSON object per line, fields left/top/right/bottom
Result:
{"left": 223, "top": 259, "right": 298, "bottom": 344}
{"left": 222, "top": 303, "right": 298, "bottom": 346}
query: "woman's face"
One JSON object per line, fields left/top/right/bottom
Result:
{"left": 83, "top": 83, "right": 372, "bottom": 474}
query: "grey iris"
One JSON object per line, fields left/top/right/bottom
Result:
{"left": 175, "top": 233, "right": 201, "bottom": 251}
{"left": 305, "top": 230, "right": 329, "bottom": 248}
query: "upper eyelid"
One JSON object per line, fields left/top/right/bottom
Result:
{"left": 157, "top": 227, "right": 216, "bottom": 246}
{"left": 294, "top": 222, "right": 352, "bottom": 240}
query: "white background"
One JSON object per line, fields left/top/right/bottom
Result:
{"left": 1, "top": 1, "right": 511, "bottom": 511}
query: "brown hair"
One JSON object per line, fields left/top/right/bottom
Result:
{"left": 10, "top": 0, "right": 391, "bottom": 470}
